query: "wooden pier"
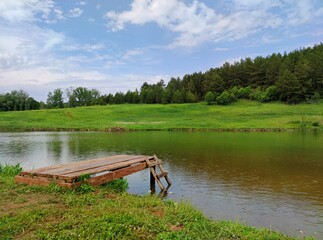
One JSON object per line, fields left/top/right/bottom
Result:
{"left": 15, "top": 154, "right": 171, "bottom": 191}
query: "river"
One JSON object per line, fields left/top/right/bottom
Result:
{"left": 0, "top": 131, "right": 322, "bottom": 238}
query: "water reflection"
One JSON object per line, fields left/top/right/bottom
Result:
{"left": 0, "top": 131, "right": 322, "bottom": 238}
{"left": 46, "top": 133, "right": 63, "bottom": 163}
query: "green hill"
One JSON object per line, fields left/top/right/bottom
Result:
{"left": 0, "top": 100, "right": 322, "bottom": 131}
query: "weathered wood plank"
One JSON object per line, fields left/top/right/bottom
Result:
{"left": 30, "top": 155, "right": 147, "bottom": 179}
{"left": 14, "top": 175, "right": 73, "bottom": 188}
{"left": 57, "top": 157, "right": 151, "bottom": 181}
{"left": 157, "top": 171, "right": 168, "bottom": 179}
{"left": 25, "top": 155, "right": 142, "bottom": 175}
{"left": 153, "top": 155, "right": 172, "bottom": 186}
{"left": 87, "top": 162, "right": 148, "bottom": 186}
{"left": 35, "top": 155, "right": 144, "bottom": 176}
{"left": 146, "top": 160, "right": 160, "bottom": 167}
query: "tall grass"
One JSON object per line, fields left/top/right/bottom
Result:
{"left": 0, "top": 163, "right": 22, "bottom": 176}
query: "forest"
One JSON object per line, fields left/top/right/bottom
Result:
{"left": 0, "top": 43, "right": 322, "bottom": 111}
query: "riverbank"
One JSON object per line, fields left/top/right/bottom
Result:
{"left": 0, "top": 100, "right": 322, "bottom": 132}
{"left": 0, "top": 165, "right": 314, "bottom": 240}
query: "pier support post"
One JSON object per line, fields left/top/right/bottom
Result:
{"left": 150, "top": 166, "right": 156, "bottom": 193}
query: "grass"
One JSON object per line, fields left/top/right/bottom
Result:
{"left": 0, "top": 165, "right": 315, "bottom": 240}
{"left": 0, "top": 100, "right": 322, "bottom": 132}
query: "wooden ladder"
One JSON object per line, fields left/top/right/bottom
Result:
{"left": 146, "top": 155, "right": 171, "bottom": 191}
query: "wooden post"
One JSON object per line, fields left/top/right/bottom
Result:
{"left": 150, "top": 166, "right": 156, "bottom": 193}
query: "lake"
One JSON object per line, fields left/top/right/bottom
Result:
{"left": 0, "top": 131, "right": 322, "bottom": 238}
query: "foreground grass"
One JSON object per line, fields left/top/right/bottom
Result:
{"left": 0, "top": 165, "right": 315, "bottom": 240}
{"left": 0, "top": 100, "right": 322, "bottom": 132}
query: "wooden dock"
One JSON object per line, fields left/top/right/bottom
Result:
{"left": 15, "top": 154, "right": 171, "bottom": 191}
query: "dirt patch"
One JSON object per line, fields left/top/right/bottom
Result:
{"left": 104, "top": 127, "right": 126, "bottom": 132}
{"left": 0, "top": 192, "right": 62, "bottom": 217}
{"left": 152, "top": 209, "right": 164, "bottom": 218}
{"left": 169, "top": 224, "right": 184, "bottom": 231}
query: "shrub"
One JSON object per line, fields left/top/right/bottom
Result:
{"left": 228, "top": 86, "right": 239, "bottom": 98}
{"left": 311, "top": 92, "right": 321, "bottom": 103}
{"left": 204, "top": 91, "right": 215, "bottom": 105}
{"left": 237, "top": 86, "right": 252, "bottom": 99}
{"left": 216, "top": 91, "right": 236, "bottom": 105}
{"left": 265, "top": 86, "right": 279, "bottom": 101}
{"left": 249, "top": 87, "right": 262, "bottom": 101}
{"left": 249, "top": 87, "right": 279, "bottom": 102}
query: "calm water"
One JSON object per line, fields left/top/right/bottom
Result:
{"left": 0, "top": 132, "right": 322, "bottom": 238}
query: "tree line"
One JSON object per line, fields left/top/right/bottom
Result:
{"left": 1, "top": 43, "right": 322, "bottom": 111}
{"left": 0, "top": 90, "right": 40, "bottom": 111}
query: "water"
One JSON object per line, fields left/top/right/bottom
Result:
{"left": 0, "top": 131, "right": 322, "bottom": 238}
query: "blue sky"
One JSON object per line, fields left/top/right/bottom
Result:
{"left": 0, "top": 0, "right": 322, "bottom": 101}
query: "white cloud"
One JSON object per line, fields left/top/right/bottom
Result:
{"left": 53, "top": 8, "right": 65, "bottom": 21}
{"left": 0, "top": 24, "right": 65, "bottom": 70}
{"left": 63, "top": 43, "right": 105, "bottom": 52}
{"left": 122, "top": 49, "right": 142, "bottom": 60}
{"left": 69, "top": 7, "right": 83, "bottom": 18}
{"left": 0, "top": 0, "right": 64, "bottom": 23}
{"left": 105, "top": 0, "right": 322, "bottom": 48}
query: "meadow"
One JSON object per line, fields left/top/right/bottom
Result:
{"left": 0, "top": 100, "right": 322, "bottom": 132}
{"left": 0, "top": 165, "right": 315, "bottom": 240}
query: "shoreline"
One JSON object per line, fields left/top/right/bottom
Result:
{"left": 0, "top": 170, "right": 315, "bottom": 240}
{"left": 0, "top": 126, "right": 321, "bottom": 133}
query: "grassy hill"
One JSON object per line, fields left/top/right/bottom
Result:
{"left": 0, "top": 100, "right": 322, "bottom": 131}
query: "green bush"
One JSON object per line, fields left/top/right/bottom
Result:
{"left": 311, "top": 92, "right": 321, "bottom": 103}
{"left": 265, "top": 86, "right": 279, "bottom": 101}
{"left": 249, "top": 86, "right": 279, "bottom": 102}
{"left": 228, "top": 86, "right": 239, "bottom": 98}
{"left": 249, "top": 87, "right": 262, "bottom": 101}
{"left": 216, "top": 91, "right": 236, "bottom": 105}
{"left": 204, "top": 91, "right": 215, "bottom": 105}
{"left": 237, "top": 86, "right": 252, "bottom": 99}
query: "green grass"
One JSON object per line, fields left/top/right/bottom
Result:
{"left": 0, "top": 165, "right": 315, "bottom": 240}
{"left": 0, "top": 100, "right": 322, "bottom": 131}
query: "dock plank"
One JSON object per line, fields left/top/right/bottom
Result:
{"left": 22, "top": 155, "right": 138, "bottom": 175}
{"left": 36, "top": 155, "right": 146, "bottom": 177}
{"left": 88, "top": 162, "right": 148, "bottom": 186}
{"left": 57, "top": 157, "right": 154, "bottom": 181}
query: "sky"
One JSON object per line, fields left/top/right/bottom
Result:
{"left": 0, "top": 0, "right": 322, "bottom": 101}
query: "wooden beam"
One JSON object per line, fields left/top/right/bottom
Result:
{"left": 15, "top": 175, "right": 73, "bottom": 189}
{"left": 87, "top": 162, "right": 148, "bottom": 186}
